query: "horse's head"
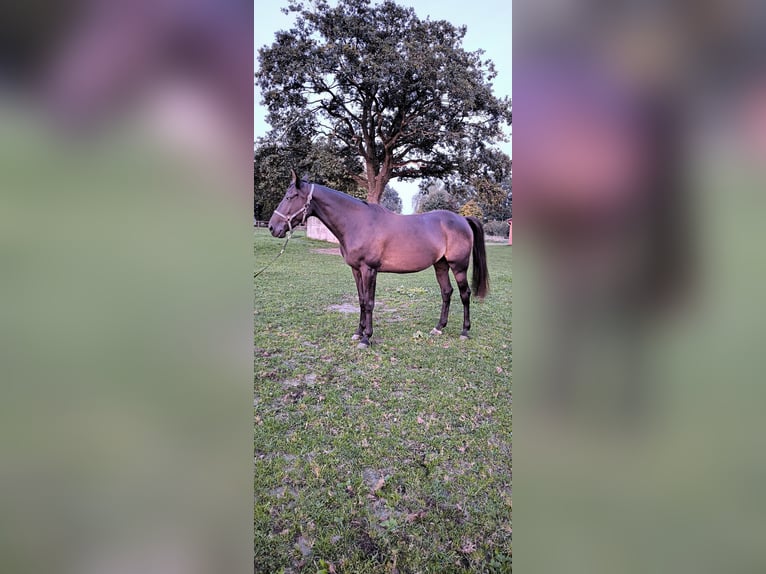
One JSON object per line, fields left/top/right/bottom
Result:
{"left": 268, "top": 170, "right": 314, "bottom": 238}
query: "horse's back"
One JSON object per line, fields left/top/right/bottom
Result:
{"left": 384, "top": 210, "right": 471, "bottom": 244}
{"left": 369, "top": 210, "right": 472, "bottom": 272}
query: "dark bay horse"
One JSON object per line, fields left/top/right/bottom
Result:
{"left": 268, "top": 171, "right": 489, "bottom": 348}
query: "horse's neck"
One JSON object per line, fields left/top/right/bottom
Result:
{"left": 310, "top": 186, "right": 368, "bottom": 243}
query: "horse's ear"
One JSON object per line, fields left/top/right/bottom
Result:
{"left": 290, "top": 169, "right": 301, "bottom": 189}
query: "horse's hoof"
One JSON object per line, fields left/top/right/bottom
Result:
{"left": 459, "top": 334, "right": 469, "bottom": 341}
{"left": 356, "top": 342, "right": 369, "bottom": 349}
{"left": 430, "top": 328, "right": 442, "bottom": 336}
{"left": 351, "top": 333, "right": 361, "bottom": 341}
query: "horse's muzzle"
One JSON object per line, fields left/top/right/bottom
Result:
{"left": 268, "top": 222, "right": 286, "bottom": 238}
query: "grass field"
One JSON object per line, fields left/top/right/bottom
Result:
{"left": 254, "top": 228, "right": 512, "bottom": 573}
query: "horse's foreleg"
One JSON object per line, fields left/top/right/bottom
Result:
{"left": 351, "top": 267, "right": 365, "bottom": 340}
{"left": 358, "top": 266, "right": 378, "bottom": 348}
{"left": 432, "top": 260, "right": 453, "bottom": 335}
{"left": 453, "top": 269, "right": 472, "bottom": 339}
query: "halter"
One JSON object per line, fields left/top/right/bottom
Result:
{"left": 254, "top": 184, "right": 315, "bottom": 279}
{"left": 272, "top": 184, "right": 315, "bottom": 234}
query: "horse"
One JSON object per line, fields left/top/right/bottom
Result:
{"left": 268, "top": 170, "right": 489, "bottom": 349}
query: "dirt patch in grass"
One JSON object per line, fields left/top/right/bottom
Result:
{"left": 327, "top": 303, "right": 358, "bottom": 314}
{"left": 280, "top": 373, "right": 319, "bottom": 389}
{"left": 351, "top": 518, "right": 384, "bottom": 562}
{"left": 327, "top": 300, "right": 403, "bottom": 322}
{"left": 311, "top": 247, "right": 342, "bottom": 255}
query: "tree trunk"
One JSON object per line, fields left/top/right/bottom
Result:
{"left": 364, "top": 159, "right": 391, "bottom": 204}
{"left": 366, "top": 176, "right": 386, "bottom": 204}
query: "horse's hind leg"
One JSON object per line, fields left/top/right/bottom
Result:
{"left": 451, "top": 267, "right": 472, "bottom": 339}
{"left": 431, "top": 259, "right": 453, "bottom": 335}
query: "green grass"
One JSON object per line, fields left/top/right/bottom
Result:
{"left": 254, "top": 228, "right": 511, "bottom": 573}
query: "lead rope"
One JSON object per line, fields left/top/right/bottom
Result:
{"left": 254, "top": 231, "right": 292, "bottom": 279}
{"left": 254, "top": 184, "right": 314, "bottom": 279}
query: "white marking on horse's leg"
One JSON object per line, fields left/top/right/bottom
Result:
{"left": 356, "top": 342, "right": 369, "bottom": 349}
{"left": 459, "top": 334, "right": 469, "bottom": 341}
{"left": 430, "top": 328, "right": 442, "bottom": 336}
{"left": 351, "top": 333, "right": 361, "bottom": 340}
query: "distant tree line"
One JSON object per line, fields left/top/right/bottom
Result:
{"left": 413, "top": 160, "right": 512, "bottom": 221}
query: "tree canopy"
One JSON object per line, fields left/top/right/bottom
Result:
{"left": 256, "top": 0, "right": 512, "bottom": 204}
{"left": 459, "top": 199, "right": 484, "bottom": 219}
{"left": 413, "top": 181, "right": 458, "bottom": 213}
{"left": 380, "top": 185, "right": 402, "bottom": 213}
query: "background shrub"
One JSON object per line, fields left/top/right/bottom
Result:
{"left": 484, "top": 219, "right": 510, "bottom": 238}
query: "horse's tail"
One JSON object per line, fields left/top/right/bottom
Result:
{"left": 466, "top": 216, "right": 490, "bottom": 299}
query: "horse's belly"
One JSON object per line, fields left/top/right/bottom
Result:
{"left": 378, "top": 242, "right": 440, "bottom": 273}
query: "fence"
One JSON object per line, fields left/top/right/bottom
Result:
{"left": 254, "top": 219, "right": 306, "bottom": 231}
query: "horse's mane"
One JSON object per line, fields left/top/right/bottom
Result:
{"left": 307, "top": 181, "right": 372, "bottom": 208}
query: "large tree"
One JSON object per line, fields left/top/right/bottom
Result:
{"left": 256, "top": 0, "right": 512, "bottom": 204}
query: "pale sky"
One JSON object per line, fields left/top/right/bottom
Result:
{"left": 254, "top": 0, "right": 512, "bottom": 213}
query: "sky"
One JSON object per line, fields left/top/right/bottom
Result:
{"left": 254, "top": 0, "right": 512, "bottom": 213}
